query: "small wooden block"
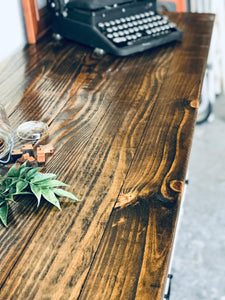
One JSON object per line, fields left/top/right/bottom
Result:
{"left": 43, "top": 144, "right": 54, "bottom": 154}
{"left": 37, "top": 144, "right": 54, "bottom": 154}
{"left": 37, "top": 146, "right": 45, "bottom": 154}
{"left": 22, "top": 143, "right": 34, "bottom": 156}
{"left": 23, "top": 153, "right": 31, "bottom": 160}
{"left": 11, "top": 149, "right": 23, "bottom": 161}
{"left": 37, "top": 153, "right": 45, "bottom": 163}
{"left": 17, "top": 153, "right": 30, "bottom": 163}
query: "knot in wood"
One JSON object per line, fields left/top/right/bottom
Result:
{"left": 189, "top": 99, "right": 199, "bottom": 109}
{"left": 115, "top": 193, "right": 137, "bottom": 209}
{"left": 169, "top": 180, "right": 184, "bottom": 193}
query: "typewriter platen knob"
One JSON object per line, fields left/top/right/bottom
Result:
{"left": 47, "top": 0, "right": 64, "bottom": 14}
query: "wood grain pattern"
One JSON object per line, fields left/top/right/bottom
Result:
{"left": 78, "top": 14, "right": 215, "bottom": 300}
{"left": 0, "top": 13, "right": 214, "bottom": 300}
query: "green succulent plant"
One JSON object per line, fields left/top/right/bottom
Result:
{"left": 0, "top": 162, "right": 81, "bottom": 226}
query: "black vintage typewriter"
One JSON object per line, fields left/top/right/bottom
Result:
{"left": 47, "top": 0, "right": 182, "bottom": 56}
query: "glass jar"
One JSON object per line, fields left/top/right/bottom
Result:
{"left": 0, "top": 105, "right": 14, "bottom": 163}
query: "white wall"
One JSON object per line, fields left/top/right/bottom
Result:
{"left": 0, "top": 0, "right": 47, "bottom": 63}
{"left": 191, "top": 0, "right": 225, "bottom": 94}
{"left": 0, "top": 1, "right": 26, "bottom": 62}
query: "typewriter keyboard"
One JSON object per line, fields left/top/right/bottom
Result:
{"left": 97, "top": 11, "right": 178, "bottom": 47}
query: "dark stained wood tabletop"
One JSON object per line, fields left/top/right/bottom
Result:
{"left": 0, "top": 13, "right": 214, "bottom": 300}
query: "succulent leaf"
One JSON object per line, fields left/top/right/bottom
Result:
{"left": 25, "top": 167, "right": 42, "bottom": 180}
{"left": 0, "top": 202, "right": 8, "bottom": 227}
{"left": 30, "top": 184, "right": 42, "bottom": 206}
{"left": 7, "top": 163, "right": 17, "bottom": 177}
{"left": 30, "top": 173, "right": 57, "bottom": 184}
{"left": 37, "top": 180, "right": 68, "bottom": 188}
{"left": 53, "top": 188, "right": 81, "bottom": 201}
{"left": 0, "top": 163, "right": 81, "bottom": 226}
{"left": 16, "top": 180, "right": 29, "bottom": 194}
{"left": 41, "top": 188, "right": 61, "bottom": 210}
